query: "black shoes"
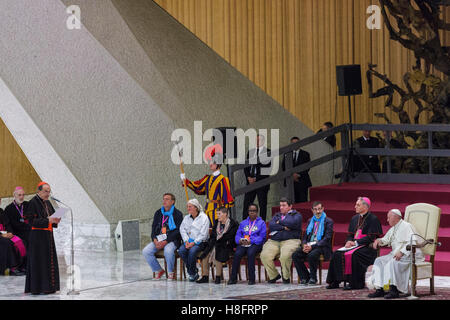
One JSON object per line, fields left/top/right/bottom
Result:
{"left": 10, "top": 269, "right": 25, "bottom": 276}
{"left": 196, "top": 276, "right": 209, "bottom": 283}
{"left": 215, "top": 276, "right": 222, "bottom": 284}
{"left": 326, "top": 282, "right": 340, "bottom": 289}
{"left": 227, "top": 279, "right": 237, "bottom": 285}
{"left": 368, "top": 289, "right": 385, "bottom": 298}
{"left": 300, "top": 279, "right": 309, "bottom": 285}
{"left": 384, "top": 285, "right": 400, "bottom": 299}
{"left": 248, "top": 280, "right": 256, "bottom": 285}
{"left": 308, "top": 279, "right": 317, "bottom": 285}
{"left": 268, "top": 274, "right": 281, "bottom": 283}
{"left": 282, "top": 277, "right": 291, "bottom": 284}
{"left": 343, "top": 284, "right": 353, "bottom": 290}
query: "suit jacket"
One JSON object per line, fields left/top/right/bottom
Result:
{"left": 354, "top": 136, "right": 380, "bottom": 172}
{"left": 282, "top": 149, "right": 312, "bottom": 189}
{"left": 303, "top": 217, "right": 334, "bottom": 260}
{"left": 244, "top": 147, "right": 272, "bottom": 188}
{"left": 317, "top": 129, "right": 336, "bottom": 148}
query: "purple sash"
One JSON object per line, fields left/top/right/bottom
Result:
{"left": 344, "top": 229, "right": 366, "bottom": 275}
{"left": 0, "top": 224, "right": 26, "bottom": 257}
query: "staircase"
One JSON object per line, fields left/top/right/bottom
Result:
{"left": 272, "top": 182, "right": 450, "bottom": 276}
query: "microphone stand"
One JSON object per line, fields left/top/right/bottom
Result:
{"left": 51, "top": 197, "right": 79, "bottom": 295}
{"left": 406, "top": 233, "right": 440, "bottom": 300}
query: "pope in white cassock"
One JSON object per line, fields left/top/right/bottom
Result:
{"left": 367, "top": 209, "right": 424, "bottom": 299}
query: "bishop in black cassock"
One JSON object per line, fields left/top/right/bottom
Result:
{"left": 0, "top": 210, "right": 24, "bottom": 275}
{"left": 4, "top": 187, "right": 31, "bottom": 247}
{"left": 24, "top": 182, "right": 61, "bottom": 295}
{"left": 326, "top": 197, "right": 382, "bottom": 290}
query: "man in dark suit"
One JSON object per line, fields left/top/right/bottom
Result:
{"left": 317, "top": 122, "right": 336, "bottom": 148}
{"left": 282, "top": 136, "right": 312, "bottom": 203}
{"left": 292, "top": 201, "right": 334, "bottom": 285}
{"left": 354, "top": 130, "right": 380, "bottom": 173}
{"left": 243, "top": 134, "right": 272, "bottom": 221}
{"left": 381, "top": 131, "right": 404, "bottom": 174}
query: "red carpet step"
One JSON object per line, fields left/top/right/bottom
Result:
{"left": 272, "top": 183, "right": 450, "bottom": 276}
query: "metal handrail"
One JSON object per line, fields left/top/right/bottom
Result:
{"left": 228, "top": 123, "right": 450, "bottom": 211}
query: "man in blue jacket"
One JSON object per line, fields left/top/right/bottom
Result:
{"left": 292, "top": 201, "right": 334, "bottom": 285}
{"left": 261, "top": 197, "right": 302, "bottom": 284}
{"left": 142, "top": 193, "right": 183, "bottom": 281}
{"left": 228, "top": 204, "right": 267, "bottom": 285}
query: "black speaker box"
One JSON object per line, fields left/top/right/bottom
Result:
{"left": 213, "top": 127, "right": 238, "bottom": 159}
{"left": 336, "top": 64, "right": 362, "bottom": 96}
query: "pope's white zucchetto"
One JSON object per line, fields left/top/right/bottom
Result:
{"left": 390, "top": 209, "right": 402, "bottom": 217}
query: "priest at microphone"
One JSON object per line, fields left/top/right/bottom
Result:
{"left": 24, "top": 182, "right": 61, "bottom": 295}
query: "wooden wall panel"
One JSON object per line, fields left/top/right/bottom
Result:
{"left": 0, "top": 118, "right": 40, "bottom": 198}
{"left": 153, "top": 0, "right": 448, "bottom": 131}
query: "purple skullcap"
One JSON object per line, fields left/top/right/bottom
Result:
{"left": 359, "top": 196, "right": 371, "bottom": 208}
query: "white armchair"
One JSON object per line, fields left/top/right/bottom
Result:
{"left": 405, "top": 203, "right": 441, "bottom": 296}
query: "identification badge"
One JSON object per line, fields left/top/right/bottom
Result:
{"left": 244, "top": 235, "right": 250, "bottom": 241}
{"left": 161, "top": 226, "right": 167, "bottom": 234}
{"left": 20, "top": 219, "right": 24, "bottom": 223}
{"left": 156, "top": 234, "right": 167, "bottom": 242}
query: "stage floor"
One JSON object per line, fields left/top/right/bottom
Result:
{"left": 0, "top": 250, "right": 449, "bottom": 300}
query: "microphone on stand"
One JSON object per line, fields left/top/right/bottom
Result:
{"left": 407, "top": 233, "right": 440, "bottom": 300}
{"left": 50, "top": 196, "right": 79, "bottom": 295}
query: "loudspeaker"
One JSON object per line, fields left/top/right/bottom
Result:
{"left": 213, "top": 127, "right": 238, "bottom": 159}
{"left": 115, "top": 219, "right": 140, "bottom": 252}
{"left": 336, "top": 64, "right": 362, "bottom": 96}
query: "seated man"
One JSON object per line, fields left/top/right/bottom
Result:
{"left": 229, "top": 203, "right": 267, "bottom": 285}
{"left": 292, "top": 201, "right": 333, "bottom": 285}
{"left": 261, "top": 197, "right": 302, "bottom": 284}
{"left": 4, "top": 187, "right": 31, "bottom": 247}
{"left": 367, "top": 209, "right": 424, "bottom": 299}
{"left": 197, "top": 207, "right": 239, "bottom": 284}
{"left": 326, "top": 197, "right": 382, "bottom": 290}
{"left": 142, "top": 193, "right": 183, "bottom": 281}
{"left": 178, "top": 199, "right": 210, "bottom": 282}
{"left": 0, "top": 204, "right": 26, "bottom": 276}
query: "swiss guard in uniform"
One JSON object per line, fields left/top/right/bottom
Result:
{"left": 181, "top": 144, "right": 234, "bottom": 227}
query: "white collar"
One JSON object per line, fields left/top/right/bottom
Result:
{"left": 213, "top": 170, "right": 221, "bottom": 177}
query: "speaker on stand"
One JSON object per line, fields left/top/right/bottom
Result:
{"left": 336, "top": 64, "right": 377, "bottom": 184}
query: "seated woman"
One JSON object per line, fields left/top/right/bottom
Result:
{"left": 196, "top": 207, "right": 239, "bottom": 284}
{"left": 228, "top": 204, "right": 267, "bottom": 285}
{"left": 0, "top": 209, "right": 26, "bottom": 276}
{"left": 178, "top": 199, "right": 210, "bottom": 282}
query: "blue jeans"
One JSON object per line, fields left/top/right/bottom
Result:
{"left": 231, "top": 244, "right": 263, "bottom": 281}
{"left": 142, "top": 241, "right": 177, "bottom": 273}
{"left": 177, "top": 243, "right": 203, "bottom": 277}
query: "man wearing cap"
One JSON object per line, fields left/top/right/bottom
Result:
{"left": 178, "top": 199, "right": 210, "bottom": 282}
{"left": 367, "top": 209, "right": 424, "bottom": 299}
{"left": 24, "top": 182, "right": 61, "bottom": 295}
{"left": 4, "top": 187, "right": 31, "bottom": 248}
{"left": 181, "top": 144, "right": 234, "bottom": 227}
{"left": 326, "top": 197, "right": 382, "bottom": 290}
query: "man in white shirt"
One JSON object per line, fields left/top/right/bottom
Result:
{"left": 178, "top": 199, "right": 210, "bottom": 282}
{"left": 367, "top": 209, "right": 424, "bottom": 299}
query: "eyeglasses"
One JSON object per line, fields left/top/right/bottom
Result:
{"left": 248, "top": 210, "right": 258, "bottom": 212}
